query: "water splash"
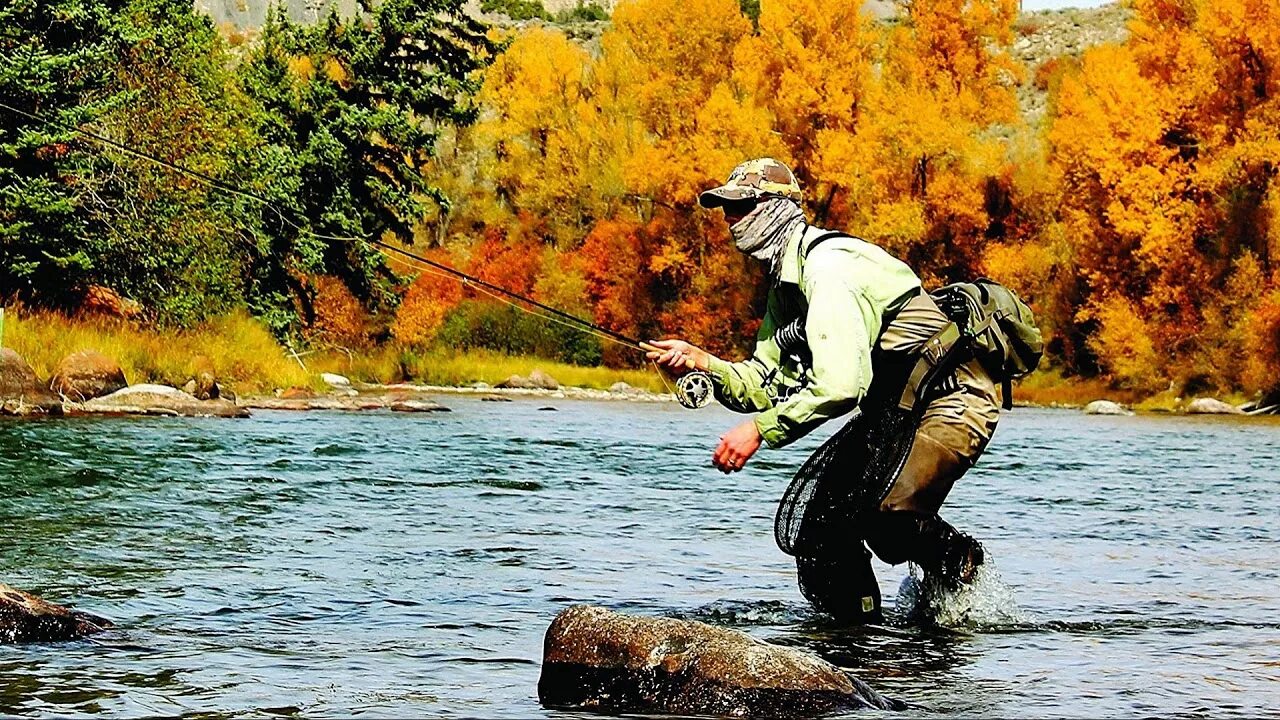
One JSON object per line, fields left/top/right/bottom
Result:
{"left": 895, "top": 559, "right": 1031, "bottom": 630}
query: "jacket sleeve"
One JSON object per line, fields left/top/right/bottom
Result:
{"left": 753, "top": 267, "right": 881, "bottom": 448}
{"left": 705, "top": 295, "right": 784, "bottom": 414}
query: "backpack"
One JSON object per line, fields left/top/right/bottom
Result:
{"left": 929, "top": 278, "right": 1043, "bottom": 409}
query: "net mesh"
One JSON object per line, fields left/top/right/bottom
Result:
{"left": 774, "top": 398, "right": 918, "bottom": 557}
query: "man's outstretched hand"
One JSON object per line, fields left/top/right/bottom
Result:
{"left": 714, "top": 420, "right": 762, "bottom": 473}
{"left": 644, "top": 339, "right": 710, "bottom": 377}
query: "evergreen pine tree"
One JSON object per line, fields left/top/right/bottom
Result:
{"left": 0, "top": 0, "right": 125, "bottom": 306}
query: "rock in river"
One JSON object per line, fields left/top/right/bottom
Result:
{"left": 538, "top": 605, "right": 901, "bottom": 717}
{"left": 48, "top": 350, "right": 128, "bottom": 401}
{"left": 389, "top": 399, "right": 451, "bottom": 413}
{"left": 1083, "top": 400, "right": 1132, "bottom": 416}
{"left": 77, "top": 384, "right": 249, "bottom": 418}
{"left": 0, "top": 583, "right": 110, "bottom": 644}
{"left": 1186, "top": 397, "right": 1245, "bottom": 415}
{"left": 0, "top": 349, "right": 63, "bottom": 416}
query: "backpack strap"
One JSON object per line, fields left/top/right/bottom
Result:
{"left": 801, "top": 231, "right": 851, "bottom": 260}
{"left": 898, "top": 321, "right": 964, "bottom": 411}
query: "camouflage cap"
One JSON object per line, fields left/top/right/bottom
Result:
{"left": 698, "top": 158, "right": 803, "bottom": 208}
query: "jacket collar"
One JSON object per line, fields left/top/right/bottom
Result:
{"left": 777, "top": 223, "right": 809, "bottom": 286}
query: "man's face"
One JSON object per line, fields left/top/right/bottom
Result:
{"left": 721, "top": 198, "right": 758, "bottom": 227}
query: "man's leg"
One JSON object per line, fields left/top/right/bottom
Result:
{"left": 795, "top": 542, "right": 882, "bottom": 623}
{"left": 864, "top": 371, "right": 999, "bottom": 585}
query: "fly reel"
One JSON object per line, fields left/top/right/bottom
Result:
{"left": 676, "top": 371, "right": 714, "bottom": 409}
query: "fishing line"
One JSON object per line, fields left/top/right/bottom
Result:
{"left": 0, "top": 100, "right": 712, "bottom": 407}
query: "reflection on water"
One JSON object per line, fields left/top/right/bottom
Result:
{"left": 2, "top": 404, "right": 1279, "bottom": 717}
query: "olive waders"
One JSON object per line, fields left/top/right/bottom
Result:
{"left": 794, "top": 292, "right": 1001, "bottom": 623}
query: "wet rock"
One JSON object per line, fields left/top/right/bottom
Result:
{"left": 389, "top": 399, "right": 451, "bottom": 413}
{"left": 538, "top": 406, "right": 558, "bottom": 411}
{"left": 78, "top": 384, "right": 249, "bottom": 418}
{"left": 244, "top": 396, "right": 380, "bottom": 411}
{"left": 1083, "top": 400, "right": 1132, "bottom": 416}
{"left": 0, "top": 349, "right": 63, "bottom": 416}
{"left": 1186, "top": 397, "right": 1245, "bottom": 415}
{"left": 481, "top": 395, "right": 512, "bottom": 402}
{"left": 0, "top": 583, "right": 110, "bottom": 644}
{"left": 528, "top": 369, "right": 560, "bottom": 390}
{"left": 321, "top": 373, "right": 350, "bottom": 388}
{"left": 48, "top": 350, "right": 128, "bottom": 402}
{"left": 539, "top": 606, "right": 900, "bottom": 717}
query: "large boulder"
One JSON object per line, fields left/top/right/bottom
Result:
{"left": 538, "top": 605, "right": 900, "bottom": 717}
{"left": 1083, "top": 400, "right": 1132, "bottom": 416}
{"left": 0, "top": 349, "right": 63, "bottom": 416}
{"left": 527, "top": 369, "right": 560, "bottom": 390}
{"left": 496, "top": 374, "right": 535, "bottom": 389}
{"left": 321, "top": 372, "right": 351, "bottom": 389}
{"left": 77, "top": 384, "right": 248, "bottom": 418}
{"left": 496, "top": 370, "right": 561, "bottom": 390}
{"left": 48, "top": 350, "right": 127, "bottom": 401}
{"left": 0, "top": 583, "right": 110, "bottom": 644}
{"left": 1186, "top": 397, "right": 1245, "bottom": 415}
{"left": 77, "top": 285, "right": 141, "bottom": 319}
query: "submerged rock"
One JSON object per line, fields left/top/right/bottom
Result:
{"left": 1186, "top": 397, "right": 1245, "bottom": 415}
{"left": 0, "top": 583, "right": 110, "bottom": 644}
{"left": 77, "top": 384, "right": 248, "bottom": 418}
{"left": 0, "top": 349, "right": 63, "bottom": 416}
{"left": 48, "top": 350, "right": 128, "bottom": 401}
{"left": 1083, "top": 400, "right": 1132, "bottom": 416}
{"left": 538, "top": 605, "right": 900, "bottom": 717}
{"left": 389, "top": 399, "right": 451, "bottom": 412}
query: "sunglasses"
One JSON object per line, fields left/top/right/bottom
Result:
{"left": 721, "top": 198, "right": 759, "bottom": 217}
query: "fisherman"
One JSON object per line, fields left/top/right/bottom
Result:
{"left": 647, "top": 158, "right": 1001, "bottom": 623}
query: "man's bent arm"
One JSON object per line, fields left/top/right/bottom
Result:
{"left": 754, "top": 275, "right": 878, "bottom": 447}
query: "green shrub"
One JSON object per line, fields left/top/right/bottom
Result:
{"left": 481, "top": 0, "right": 551, "bottom": 21}
{"left": 435, "top": 300, "right": 603, "bottom": 366}
{"left": 555, "top": 1, "right": 608, "bottom": 22}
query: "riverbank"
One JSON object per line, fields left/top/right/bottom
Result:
{"left": 3, "top": 308, "right": 1263, "bottom": 413}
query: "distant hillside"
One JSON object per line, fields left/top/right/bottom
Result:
{"left": 195, "top": 0, "right": 357, "bottom": 27}
{"left": 196, "top": 0, "right": 1131, "bottom": 126}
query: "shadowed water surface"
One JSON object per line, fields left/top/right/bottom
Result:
{"left": 1, "top": 402, "right": 1278, "bottom": 717}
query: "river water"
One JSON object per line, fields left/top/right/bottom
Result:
{"left": 1, "top": 399, "right": 1278, "bottom": 717}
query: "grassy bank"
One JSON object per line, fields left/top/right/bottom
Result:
{"left": 9, "top": 308, "right": 1211, "bottom": 407}
{"left": 1, "top": 308, "right": 667, "bottom": 395}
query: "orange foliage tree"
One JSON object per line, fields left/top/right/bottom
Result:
{"left": 1047, "top": 0, "right": 1280, "bottom": 394}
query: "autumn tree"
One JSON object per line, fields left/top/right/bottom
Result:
{"left": 1048, "top": 0, "right": 1280, "bottom": 395}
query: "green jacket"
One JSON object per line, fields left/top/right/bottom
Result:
{"left": 707, "top": 225, "right": 921, "bottom": 448}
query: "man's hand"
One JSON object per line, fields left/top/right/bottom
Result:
{"left": 713, "top": 420, "right": 762, "bottom": 474}
{"left": 644, "top": 338, "right": 710, "bottom": 377}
